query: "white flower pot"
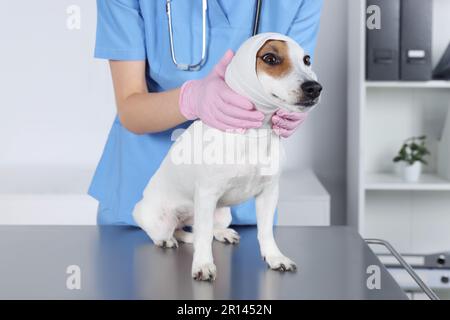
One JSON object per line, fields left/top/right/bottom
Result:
{"left": 401, "top": 162, "right": 422, "bottom": 182}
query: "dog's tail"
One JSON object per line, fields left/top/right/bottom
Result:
{"left": 174, "top": 229, "right": 194, "bottom": 244}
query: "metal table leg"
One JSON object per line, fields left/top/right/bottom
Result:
{"left": 365, "top": 238, "right": 440, "bottom": 300}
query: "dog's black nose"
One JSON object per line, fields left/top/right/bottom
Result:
{"left": 301, "top": 81, "right": 323, "bottom": 99}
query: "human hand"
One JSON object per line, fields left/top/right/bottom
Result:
{"left": 272, "top": 109, "right": 308, "bottom": 138}
{"left": 179, "top": 50, "right": 264, "bottom": 131}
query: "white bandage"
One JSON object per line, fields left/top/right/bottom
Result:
{"left": 225, "top": 33, "right": 300, "bottom": 114}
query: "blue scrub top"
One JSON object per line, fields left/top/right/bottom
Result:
{"left": 90, "top": 0, "right": 323, "bottom": 226}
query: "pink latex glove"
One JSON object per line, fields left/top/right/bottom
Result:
{"left": 179, "top": 50, "right": 264, "bottom": 131}
{"left": 272, "top": 110, "right": 308, "bottom": 138}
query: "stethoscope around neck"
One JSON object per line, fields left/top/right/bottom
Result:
{"left": 165, "top": 0, "right": 263, "bottom": 71}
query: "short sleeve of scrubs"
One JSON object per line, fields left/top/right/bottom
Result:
{"left": 95, "top": 0, "right": 146, "bottom": 60}
{"left": 288, "top": 0, "right": 323, "bottom": 62}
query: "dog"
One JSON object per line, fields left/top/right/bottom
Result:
{"left": 133, "top": 33, "right": 322, "bottom": 281}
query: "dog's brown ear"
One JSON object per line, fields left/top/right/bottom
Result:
{"left": 256, "top": 40, "right": 292, "bottom": 79}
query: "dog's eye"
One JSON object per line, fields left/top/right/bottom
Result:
{"left": 303, "top": 55, "right": 311, "bottom": 66}
{"left": 261, "top": 53, "right": 281, "bottom": 65}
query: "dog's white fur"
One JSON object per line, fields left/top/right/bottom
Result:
{"left": 133, "top": 40, "right": 320, "bottom": 281}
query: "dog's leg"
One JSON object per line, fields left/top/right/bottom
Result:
{"left": 133, "top": 200, "right": 179, "bottom": 249}
{"left": 192, "top": 187, "right": 217, "bottom": 281}
{"left": 174, "top": 207, "right": 238, "bottom": 245}
{"left": 255, "top": 182, "right": 297, "bottom": 272}
{"left": 174, "top": 229, "right": 194, "bottom": 244}
{"left": 213, "top": 207, "right": 240, "bottom": 244}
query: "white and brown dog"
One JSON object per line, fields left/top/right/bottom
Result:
{"left": 133, "top": 33, "right": 322, "bottom": 281}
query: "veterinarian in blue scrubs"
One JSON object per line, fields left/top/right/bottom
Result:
{"left": 90, "top": 0, "right": 323, "bottom": 225}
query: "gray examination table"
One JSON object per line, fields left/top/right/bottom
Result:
{"left": 0, "top": 226, "right": 408, "bottom": 299}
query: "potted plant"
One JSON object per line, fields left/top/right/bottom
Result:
{"left": 393, "top": 136, "right": 430, "bottom": 182}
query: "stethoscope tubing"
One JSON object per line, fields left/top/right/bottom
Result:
{"left": 166, "top": 0, "right": 208, "bottom": 71}
{"left": 252, "top": 0, "right": 262, "bottom": 37}
{"left": 166, "top": 0, "right": 262, "bottom": 71}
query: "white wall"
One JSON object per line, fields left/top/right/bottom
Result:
{"left": 309, "top": 0, "right": 348, "bottom": 224}
{"left": 0, "top": 0, "right": 349, "bottom": 225}
{"left": 284, "top": 0, "right": 348, "bottom": 224}
{"left": 0, "top": 0, "right": 115, "bottom": 168}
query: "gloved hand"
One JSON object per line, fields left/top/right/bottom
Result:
{"left": 272, "top": 110, "right": 308, "bottom": 138}
{"left": 179, "top": 50, "right": 264, "bottom": 131}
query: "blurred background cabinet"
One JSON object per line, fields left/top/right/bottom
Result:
{"left": 348, "top": 0, "right": 450, "bottom": 254}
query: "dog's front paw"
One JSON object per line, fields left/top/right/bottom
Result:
{"left": 192, "top": 262, "right": 217, "bottom": 281}
{"left": 264, "top": 255, "right": 297, "bottom": 272}
{"left": 154, "top": 237, "right": 179, "bottom": 249}
{"left": 214, "top": 228, "right": 240, "bottom": 244}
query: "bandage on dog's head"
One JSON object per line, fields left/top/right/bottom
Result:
{"left": 225, "top": 33, "right": 322, "bottom": 114}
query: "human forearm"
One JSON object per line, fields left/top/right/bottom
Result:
{"left": 117, "top": 88, "right": 186, "bottom": 134}
{"left": 109, "top": 53, "right": 264, "bottom": 136}
{"left": 109, "top": 60, "right": 187, "bottom": 134}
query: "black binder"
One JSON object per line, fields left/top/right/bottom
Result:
{"left": 400, "top": 0, "right": 433, "bottom": 80}
{"left": 433, "top": 43, "right": 450, "bottom": 80}
{"left": 366, "top": 0, "right": 401, "bottom": 80}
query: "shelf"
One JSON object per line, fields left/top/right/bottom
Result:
{"left": 365, "top": 81, "right": 450, "bottom": 89}
{"left": 0, "top": 166, "right": 93, "bottom": 194}
{"left": 347, "top": 0, "right": 450, "bottom": 254}
{"left": 279, "top": 170, "right": 330, "bottom": 226}
{"left": 0, "top": 166, "right": 97, "bottom": 225}
{"left": 365, "top": 173, "right": 450, "bottom": 191}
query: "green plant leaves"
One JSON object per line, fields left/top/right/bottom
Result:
{"left": 392, "top": 135, "right": 430, "bottom": 165}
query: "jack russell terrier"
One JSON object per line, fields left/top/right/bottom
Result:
{"left": 133, "top": 33, "right": 322, "bottom": 281}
